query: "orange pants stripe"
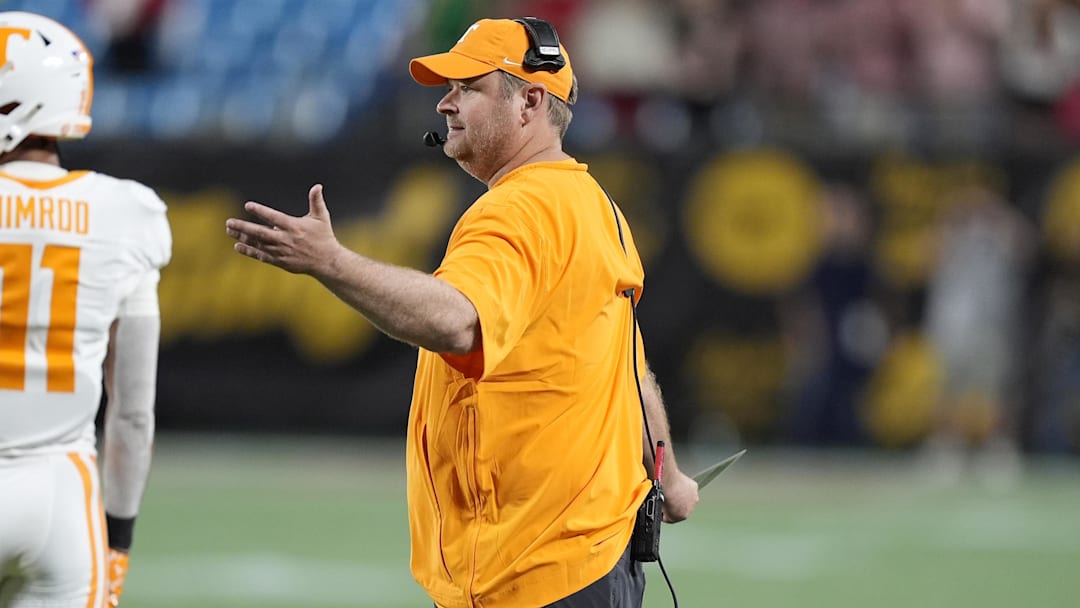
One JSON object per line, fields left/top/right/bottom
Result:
{"left": 67, "top": 452, "right": 103, "bottom": 608}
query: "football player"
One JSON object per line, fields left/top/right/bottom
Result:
{"left": 0, "top": 11, "right": 171, "bottom": 608}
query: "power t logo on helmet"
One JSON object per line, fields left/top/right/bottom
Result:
{"left": 0, "top": 12, "right": 93, "bottom": 153}
{"left": 0, "top": 27, "right": 31, "bottom": 66}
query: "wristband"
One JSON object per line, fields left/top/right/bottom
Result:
{"left": 105, "top": 514, "right": 136, "bottom": 551}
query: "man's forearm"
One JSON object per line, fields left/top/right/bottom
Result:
{"left": 103, "top": 316, "right": 158, "bottom": 533}
{"left": 315, "top": 247, "right": 480, "bottom": 354}
{"left": 639, "top": 360, "right": 701, "bottom": 522}
{"left": 640, "top": 363, "right": 680, "bottom": 477}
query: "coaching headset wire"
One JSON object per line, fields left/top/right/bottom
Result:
{"left": 606, "top": 190, "right": 680, "bottom": 608}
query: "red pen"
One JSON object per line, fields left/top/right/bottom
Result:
{"left": 654, "top": 441, "right": 665, "bottom": 483}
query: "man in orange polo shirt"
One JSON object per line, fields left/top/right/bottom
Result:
{"left": 226, "top": 17, "right": 698, "bottom": 607}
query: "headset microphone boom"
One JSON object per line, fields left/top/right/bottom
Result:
{"left": 423, "top": 130, "right": 446, "bottom": 147}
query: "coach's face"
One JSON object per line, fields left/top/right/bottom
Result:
{"left": 438, "top": 71, "right": 518, "bottom": 182}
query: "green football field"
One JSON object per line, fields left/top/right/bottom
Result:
{"left": 123, "top": 435, "right": 1080, "bottom": 607}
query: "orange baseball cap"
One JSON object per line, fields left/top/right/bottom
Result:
{"left": 409, "top": 18, "right": 574, "bottom": 103}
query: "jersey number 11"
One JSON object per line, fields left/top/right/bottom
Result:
{"left": 0, "top": 243, "right": 80, "bottom": 392}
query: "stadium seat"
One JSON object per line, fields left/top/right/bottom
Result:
{"left": 9, "top": 0, "right": 419, "bottom": 143}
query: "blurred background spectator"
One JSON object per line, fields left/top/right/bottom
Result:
{"left": 783, "top": 183, "right": 884, "bottom": 448}
{"left": 921, "top": 185, "right": 1035, "bottom": 485}
{"left": 85, "top": 0, "right": 170, "bottom": 73}
{"left": 7, "top": 0, "right": 1080, "bottom": 461}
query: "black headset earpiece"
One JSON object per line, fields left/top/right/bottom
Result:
{"left": 513, "top": 17, "right": 566, "bottom": 73}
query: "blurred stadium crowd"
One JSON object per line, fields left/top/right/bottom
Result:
{"left": 9, "top": 0, "right": 1080, "bottom": 462}
{"left": 21, "top": 0, "right": 1080, "bottom": 150}
{"left": 27, "top": 0, "right": 1080, "bottom": 151}
{"left": 476, "top": 0, "right": 1080, "bottom": 155}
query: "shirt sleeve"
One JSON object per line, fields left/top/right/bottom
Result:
{"left": 117, "top": 270, "right": 160, "bottom": 318}
{"left": 434, "top": 202, "right": 546, "bottom": 379}
{"left": 124, "top": 179, "right": 172, "bottom": 271}
{"left": 102, "top": 315, "right": 160, "bottom": 519}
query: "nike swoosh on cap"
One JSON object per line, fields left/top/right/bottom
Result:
{"left": 502, "top": 57, "right": 522, "bottom": 66}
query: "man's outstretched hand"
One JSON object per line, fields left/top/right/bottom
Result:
{"left": 226, "top": 184, "right": 344, "bottom": 276}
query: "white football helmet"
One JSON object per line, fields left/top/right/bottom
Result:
{"left": 0, "top": 11, "right": 93, "bottom": 153}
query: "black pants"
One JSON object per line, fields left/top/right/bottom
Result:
{"left": 544, "top": 544, "right": 645, "bottom": 608}
{"left": 432, "top": 544, "right": 645, "bottom": 608}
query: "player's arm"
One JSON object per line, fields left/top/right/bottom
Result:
{"left": 102, "top": 272, "right": 162, "bottom": 606}
{"left": 639, "top": 360, "right": 699, "bottom": 523}
{"left": 226, "top": 185, "right": 480, "bottom": 354}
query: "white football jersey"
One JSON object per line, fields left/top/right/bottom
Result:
{"left": 0, "top": 161, "right": 171, "bottom": 456}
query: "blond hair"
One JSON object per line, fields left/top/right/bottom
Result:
{"left": 500, "top": 71, "right": 577, "bottom": 139}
